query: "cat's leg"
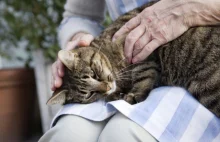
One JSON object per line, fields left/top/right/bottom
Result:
{"left": 124, "top": 62, "right": 160, "bottom": 104}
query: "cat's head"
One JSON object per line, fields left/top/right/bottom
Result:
{"left": 47, "top": 47, "right": 116, "bottom": 105}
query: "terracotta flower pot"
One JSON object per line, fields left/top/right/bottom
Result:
{"left": 0, "top": 68, "right": 36, "bottom": 142}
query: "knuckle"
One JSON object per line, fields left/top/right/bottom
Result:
{"left": 130, "top": 17, "right": 139, "bottom": 24}
{"left": 144, "top": 45, "right": 152, "bottom": 53}
{"left": 74, "top": 32, "right": 84, "bottom": 38}
{"left": 86, "top": 34, "right": 94, "bottom": 39}
{"left": 113, "top": 33, "right": 119, "bottom": 39}
{"left": 126, "top": 34, "right": 135, "bottom": 43}
{"left": 143, "top": 7, "right": 152, "bottom": 14}
{"left": 134, "top": 41, "right": 142, "bottom": 49}
{"left": 124, "top": 52, "right": 131, "bottom": 59}
{"left": 159, "top": 29, "right": 169, "bottom": 43}
{"left": 125, "top": 22, "right": 132, "bottom": 30}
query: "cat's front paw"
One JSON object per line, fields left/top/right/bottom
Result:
{"left": 124, "top": 93, "right": 136, "bottom": 104}
{"left": 124, "top": 93, "right": 146, "bottom": 104}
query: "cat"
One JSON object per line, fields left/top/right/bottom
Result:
{"left": 47, "top": 1, "right": 220, "bottom": 117}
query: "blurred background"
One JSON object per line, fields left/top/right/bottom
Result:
{"left": 0, "top": 0, "right": 112, "bottom": 141}
{"left": 0, "top": 0, "right": 65, "bottom": 141}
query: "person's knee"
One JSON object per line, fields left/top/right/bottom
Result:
{"left": 39, "top": 115, "right": 106, "bottom": 142}
{"left": 98, "top": 113, "right": 157, "bottom": 142}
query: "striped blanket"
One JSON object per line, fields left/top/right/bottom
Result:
{"left": 51, "top": 87, "right": 220, "bottom": 142}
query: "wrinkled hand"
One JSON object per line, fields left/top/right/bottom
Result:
{"left": 51, "top": 32, "right": 94, "bottom": 91}
{"left": 113, "top": 0, "right": 220, "bottom": 63}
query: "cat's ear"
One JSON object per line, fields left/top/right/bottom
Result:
{"left": 58, "top": 50, "right": 75, "bottom": 71}
{"left": 47, "top": 89, "right": 68, "bottom": 105}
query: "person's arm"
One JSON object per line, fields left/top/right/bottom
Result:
{"left": 52, "top": 0, "right": 106, "bottom": 90}
{"left": 58, "top": 0, "right": 106, "bottom": 49}
{"left": 113, "top": 0, "right": 220, "bottom": 63}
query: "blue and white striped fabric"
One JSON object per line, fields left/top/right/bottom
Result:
{"left": 105, "top": 0, "right": 154, "bottom": 20}
{"left": 51, "top": 87, "right": 220, "bottom": 142}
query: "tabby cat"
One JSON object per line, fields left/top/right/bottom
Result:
{"left": 47, "top": 1, "right": 220, "bottom": 117}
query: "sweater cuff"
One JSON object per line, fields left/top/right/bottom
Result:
{"left": 58, "top": 17, "right": 104, "bottom": 49}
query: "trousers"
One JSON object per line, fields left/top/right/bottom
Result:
{"left": 39, "top": 112, "right": 157, "bottom": 142}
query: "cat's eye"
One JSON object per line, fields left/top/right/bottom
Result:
{"left": 82, "top": 75, "right": 90, "bottom": 79}
{"left": 79, "top": 90, "right": 87, "bottom": 94}
{"left": 90, "top": 91, "right": 95, "bottom": 94}
{"left": 97, "top": 78, "right": 102, "bottom": 81}
{"left": 91, "top": 70, "right": 100, "bottom": 80}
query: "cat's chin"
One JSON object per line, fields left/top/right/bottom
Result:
{"left": 106, "top": 81, "right": 117, "bottom": 95}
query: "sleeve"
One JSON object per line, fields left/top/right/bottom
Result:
{"left": 58, "top": 0, "right": 106, "bottom": 49}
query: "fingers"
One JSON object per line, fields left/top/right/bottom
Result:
{"left": 66, "top": 33, "right": 94, "bottom": 50}
{"left": 133, "top": 28, "right": 151, "bottom": 57}
{"left": 132, "top": 39, "right": 160, "bottom": 63}
{"left": 51, "top": 61, "right": 63, "bottom": 91}
{"left": 112, "top": 16, "right": 141, "bottom": 41}
{"left": 65, "top": 40, "right": 78, "bottom": 50}
{"left": 78, "top": 34, "right": 94, "bottom": 46}
{"left": 57, "top": 59, "right": 64, "bottom": 77}
{"left": 124, "top": 24, "right": 145, "bottom": 63}
{"left": 51, "top": 32, "right": 94, "bottom": 91}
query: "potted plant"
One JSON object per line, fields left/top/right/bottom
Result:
{"left": 0, "top": 0, "right": 65, "bottom": 140}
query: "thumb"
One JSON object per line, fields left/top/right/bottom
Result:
{"left": 78, "top": 34, "right": 94, "bottom": 46}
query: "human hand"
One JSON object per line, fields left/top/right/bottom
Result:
{"left": 51, "top": 32, "right": 94, "bottom": 91}
{"left": 113, "top": 0, "right": 220, "bottom": 63}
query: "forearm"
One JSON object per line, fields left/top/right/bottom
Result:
{"left": 113, "top": 0, "right": 220, "bottom": 63}
{"left": 203, "top": 0, "right": 220, "bottom": 25}
{"left": 182, "top": 0, "right": 220, "bottom": 27}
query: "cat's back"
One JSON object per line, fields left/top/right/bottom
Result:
{"left": 159, "top": 26, "right": 220, "bottom": 86}
{"left": 158, "top": 26, "right": 220, "bottom": 116}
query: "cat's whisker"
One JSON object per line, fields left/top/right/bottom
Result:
{"left": 116, "top": 68, "right": 131, "bottom": 75}
{"left": 116, "top": 75, "right": 132, "bottom": 79}
{"left": 116, "top": 61, "right": 144, "bottom": 74}
{"left": 116, "top": 74, "right": 131, "bottom": 79}
{"left": 92, "top": 42, "right": 102, "bottom": 54}
{"left": 98, "top": 42, "right": 105, "bottom": 53}
{"left": 97, "top": 44, "right": 102, "bottom": 53}
{"left": 117, "top": 70, "right": 132, "bottom": 76}
{"left": 92, "top": 42, "right": 99, "bottom": 48}
{"left": 116, "top": 78, "right": 132, "bottom": 81}
{"left": 117, "top": 57, "right": 126, "bottom": 65}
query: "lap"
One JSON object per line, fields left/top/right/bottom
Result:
{"left": 39, "top": 115, "right": 107, "bottom": 142}
{"left": 39, "top": 113, "right": 157, "bottom": 142}
{"left": 99, "top": 113, "right": 157, "bottom": 142}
